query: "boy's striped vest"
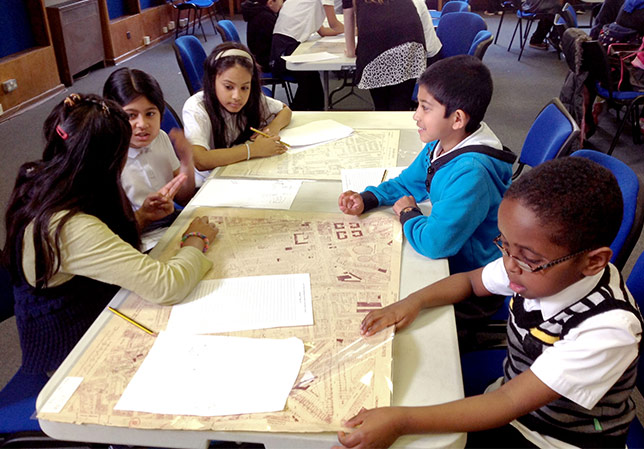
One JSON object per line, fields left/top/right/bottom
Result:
{"left": 504, "top": 265, "right": 642, "bottom": 448}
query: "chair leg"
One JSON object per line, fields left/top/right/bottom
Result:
{"left": 607, "top": 98, "right": 644, "bottom": 155}
{"left": 495, "top": 11, "right": 506, "bottom": 45}
{"left": 206, "top": 6, "right": 217, "bottom": 35}
{"left": 508, "top": 18, "right": 521, "bottom": 52}
{"left": 518, "top": 19, "right": 534, "bottom": 61}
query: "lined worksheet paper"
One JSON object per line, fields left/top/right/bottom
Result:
{"left": 114, "top": 333, "right": 304, "bottom": 416}
{"left": 166, "top": 273, "right": 313, "bottom": 334}
{"left": 341, "top": 167, "right": 406, "bottom": 193}
{"left": 280, "top": 119, "right": 354, "bottom": 153}
{"left": 191, "top": 179, "right": 302, "bottom": 209}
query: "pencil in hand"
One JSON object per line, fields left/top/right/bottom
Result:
{"left": 250, "top": 127, "right": 290, "bottom": 147}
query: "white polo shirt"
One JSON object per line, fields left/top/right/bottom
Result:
{"left": 273, "top": 0, "right": 336, "bottom": 42}
{"left": 482, "top": 258, "right": 641, "bottom": 448}
{"left": 121, "top": 130, "right": 180, "bottom": 211}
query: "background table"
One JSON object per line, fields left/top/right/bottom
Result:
{"left": 37, "top": 111, "right": 466, "bottom": 449}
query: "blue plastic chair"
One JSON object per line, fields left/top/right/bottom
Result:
{"left": 215, "top": 19, "right": 241, "bottom": 43}
{"left": 571, "top": 150, "right": 644, "bottom": 270}
{"left": 435, "top": 12, "right": 487, "bottom": 58}
{"left": 160, "top": 101, "right": 183, "bottom": 134}
{"left": 512, "top": 97, "right": 580, "bottom": 179}
{"left": 0, "top": 267, "right": 52, "bottom": 445}
{"left": 168, "top": 0, "right": 219, "bottom": 41}
{"left": 468, "top": 29, "right": 494, "bottom": 60}
{"left": 172, "top": 35, "right": 207, "bottom": 95}
{"left": 625, "top": 251, "right": 644, "bottom": 447}
{"left": 508, "top": 3, "right": 560, "bottom": 61}
{"left": 582, "top": 39, "right": 644, "bottom": 156}
{"left": 430, "top": 0, "right": 470, "bottom": 26}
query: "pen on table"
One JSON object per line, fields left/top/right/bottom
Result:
{"left": 250, "top": 126, "right": 291, "bottom": 147}
{"left": 381, "top": 169, "right": 388, "bottom": 183}
{"left": 108, "top": 307, "right": 157, "bottom": 336}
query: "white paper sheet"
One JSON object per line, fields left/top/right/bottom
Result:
{"left": 281, "top": 52, "right": 339, "bottom": 63}
{"left": 280, "top": 119, "right": 354, "bottom": 153}
{"left": 191, "top": 179, "right": 302, "bottom": 209}
{"left": 166, "top": 273, "right": 313, "bottom": 334}
{"left": 114, "top": 333, "right": 304, "bottom": 416}
{"left": 341, "top": 167, "right": 407, "bottom": 193}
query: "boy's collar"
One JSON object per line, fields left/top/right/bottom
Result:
{"left": 523, "top": 269, "right": 606, "bottom": 320}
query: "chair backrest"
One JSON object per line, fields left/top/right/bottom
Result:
{"left": 468, "top": 29, "right": 493, "bottom": 59}
{"left": 216, "top": 19, "right": 241, "bottom": 42}
{"left": 441, "top": 0, "right": 470, "bottom": 15}
{"left": 513, "top": 97, "right": 580, "bottom": 179}
{"left": 582, "top": 39, "right": 616, "bottom": 95}
{"left": 627, "top": 249, "right": 644, "bottom": 447}
{"left": 561, "top": 2, "right": 578, "bottom": 28}
{"left": 436, "top": 12, "right": 487, "bottom": 58}
{"left": 571, "top": 150, "right": 644, "bottom": 270}
{"left": 172, "top": 35, "right": 207, "bottom": 95}
{"left": 160, "top": 101, "right": 183, "bottom": 134}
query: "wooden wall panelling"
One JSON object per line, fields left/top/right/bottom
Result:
{"left": 0, "top": 0, "right": 63, "bottom": 120}
{"left": 141, "top": 3, "right": 174, "bottom": 44}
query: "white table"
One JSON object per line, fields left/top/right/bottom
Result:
{"left": 37, "top": 112, "right": 465, "bottom": 449}
{"left": 285, "top": 37, "right": 357, "bottom": 110}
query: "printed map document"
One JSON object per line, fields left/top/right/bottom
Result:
{"left": 114, "top": 333, "right": 304, "bottom": 416}
{"left": 191, "top": 179, "right": 302, "bottom": 210}
{"left": 217, "top": 129, "right": 399, "bottom": 180}
{"left": 166, "top": 273, "right": 313, "bottom": 334}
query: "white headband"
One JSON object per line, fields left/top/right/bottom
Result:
{"left": 214, "top": 49, "right": 254, "bottom": 62}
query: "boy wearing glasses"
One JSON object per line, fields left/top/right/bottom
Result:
{"left": 335, "top": 157, "right": 642, "bottom": 449}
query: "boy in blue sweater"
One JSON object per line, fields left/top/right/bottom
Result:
{"left": 339, "top": 55, "right": 516, "bottom": 326}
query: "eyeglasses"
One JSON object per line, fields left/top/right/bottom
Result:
{"left": 493, "top": 235, "right": 590, "bottom": 273}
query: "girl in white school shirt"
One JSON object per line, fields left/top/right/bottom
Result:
{"left": 183, "top": 42, "right": 292, "bottom": 186}
{"left": 270, "top": 0, "right": 344, "bottom": 110}
{"left": 3, "top": 94, "right": 218, "bottom": 374}
{"left": 103, "top": 68, "right": 196, "bottom": 230}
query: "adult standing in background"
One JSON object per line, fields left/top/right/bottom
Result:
{"left": 241, "top": 0, "right": 284, "bottom": 73}
{"left": 343, "top": 0, "right": 439, "bottom": 110}
{"left": 270, "top": 0, "right": 344, "bottom": 110}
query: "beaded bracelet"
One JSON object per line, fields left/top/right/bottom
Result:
{"left": 180, "top": 232, "right": 209, "bottom": 253}
{"left": 245, "top": 142, "right": 251, "bottom": 161}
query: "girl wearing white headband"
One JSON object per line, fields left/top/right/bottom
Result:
{"left": 182, "top": 41, "right": 292, "bottom": 185}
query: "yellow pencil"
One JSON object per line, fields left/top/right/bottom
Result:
{"left": 381, "top": 169, "right": 388, "bottom": 183}
{"left": 108, "top": 306, "right": 157, "bottom": 336}
{"left": 250, "top": 126, "right": 290, "bottom": 147}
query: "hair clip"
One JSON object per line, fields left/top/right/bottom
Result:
{"left": 56, "top": 125, "right": 69, "bottom": 140}
{"left": 63, "top": 93, "right": 81, "bottom": 107}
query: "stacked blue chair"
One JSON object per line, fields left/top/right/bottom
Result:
{"left": 469, "top": 30, "right": 494, "bottom": 60}
{"left": 173, "top": 35, "right": 207, "bottom": 95}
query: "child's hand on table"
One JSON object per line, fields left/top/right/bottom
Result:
{"left": 333, "top": 407, "right": 406, "bottom": 449}
{"left": 360, "top": 296, "right": 422, "bottom": 337}
{"left": 393, "top": 196, "right": 418, "bottom": 217}
{"left": 338, "top": 191, "right": 365, "bottom": 215}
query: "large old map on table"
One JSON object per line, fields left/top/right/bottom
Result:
{"left": 38, "top": 208, "right": 402, "bottom": 432}
{"left": 217, "top": 129, "right": 399, "bottom": 180}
